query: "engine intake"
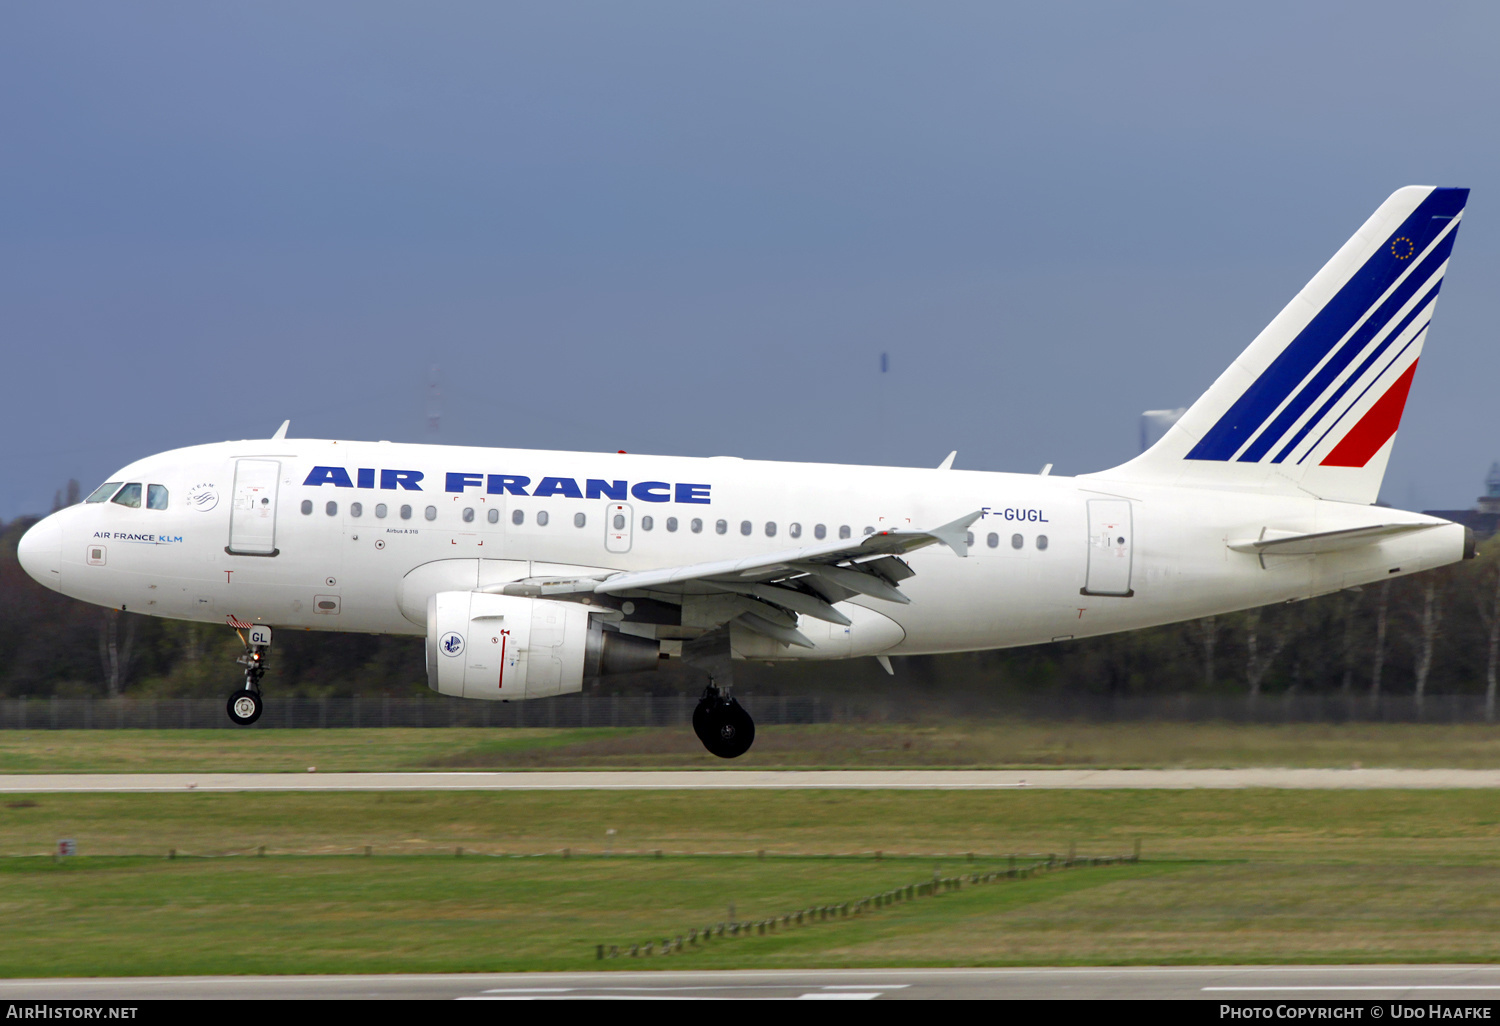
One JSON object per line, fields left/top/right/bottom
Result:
{"left": 425, "top": 591, "right": 659, "bottom": 700}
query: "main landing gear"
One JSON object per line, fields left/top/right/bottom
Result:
{"left": 225, "top": 621, "right": 271, "bottom": 726}
{"left": 682, "top": 628, "right": 756, "bottom": 758}
{"left": 693, "top": 682, "right": 755, "bottom": 759}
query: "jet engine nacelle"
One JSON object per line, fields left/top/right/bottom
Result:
{"left": 425, "top": 591, "right": 660, "bottom": 701}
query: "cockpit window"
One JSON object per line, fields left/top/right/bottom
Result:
{"left": 86, "top": 482, "right": 122, "bottom": 503}
{"left": 111, "top": 483, "right": 143, "bottom": 508}
{"left": 147, "top": 485, "right": 169, "bottom": 510}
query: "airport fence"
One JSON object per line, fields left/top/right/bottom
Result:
{"left": 1, "top": 691, "right": 1499, "bottom": 729}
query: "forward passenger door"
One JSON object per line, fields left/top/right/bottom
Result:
{"left": 227, "top": 459, "right": 280, "bottom": 556}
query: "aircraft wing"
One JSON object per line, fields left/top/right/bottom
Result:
{"left": 490, "top": 510, "right": 982, "bottom": 646}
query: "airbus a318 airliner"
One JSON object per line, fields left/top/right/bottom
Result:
{"left": 17, "top": 186, "right": 1475, "bottom": 756}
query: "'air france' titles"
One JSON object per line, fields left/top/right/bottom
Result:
{"left": 302, "top": 467, "right": 711, "bottom": 505}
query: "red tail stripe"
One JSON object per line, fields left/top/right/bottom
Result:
{"left": 1320, "top": 359, "right": 1419, "bottom": 468}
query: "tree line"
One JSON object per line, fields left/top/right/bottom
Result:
{"left": 3, "top": 489, "right": 1499, "bottom": 708}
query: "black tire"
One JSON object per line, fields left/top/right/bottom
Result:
{"left": 692, "top": 696, "right": 716, "bottom": 745}
{"left": 226, "top": 689, "right": 263, "bottom": 726}
{"left": 702, "top": 697, "right": 755, "bottom": 759}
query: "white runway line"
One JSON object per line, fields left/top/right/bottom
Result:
{"left": 1204, "top": 986, "right": 1500, "bottom": 991}
{"left": 8, "top": 768, "right": 1500, "bottom": 792}
{"left": 465, "top": 983, "right": 906, "bottom": 1001}
{"left": 8, "top": 968, "right": 1500, "bottom": 1000}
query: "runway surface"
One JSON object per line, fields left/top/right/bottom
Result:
{"left": 5, "top": 768, "right": 1500, "bottom": 792}
{"left": 8, "top": 966, "right": 1500, "bottom": 1000}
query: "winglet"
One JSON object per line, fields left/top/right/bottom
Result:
{"left": 928, "top": 510, "right": 983, "bottom": 558}
{"left": 937, "top": 451, "right": 957, "bottom": 470}
{"left": 271, "top": 420, "right": 290, "bottom": 440}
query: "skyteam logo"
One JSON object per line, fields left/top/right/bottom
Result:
{"left": 1185, "top": 187, "right": 1467, "bottom": 470}
{"left": 186, "top": 483, "right": 219, "bottom": 512}
{"left": 439, "top": 632, "right": 465, "bottom": 657}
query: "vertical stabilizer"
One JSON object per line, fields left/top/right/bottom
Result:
{"left": 1097, "top": 186, "right": 1468, "bottom": 504}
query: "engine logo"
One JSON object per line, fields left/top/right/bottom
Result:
{"left": 439, "top": 631, "right": 465, "bottom": 657}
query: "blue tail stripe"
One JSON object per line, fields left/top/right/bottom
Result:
{"left": 1245, "top": 230, "right": 1456, "bottom": 463}
{"left": 1185, "top": 187, "right": 1467, "bottom": 462}
{"left": 1272, "top": 287, "right": 1440, "bottom": 464}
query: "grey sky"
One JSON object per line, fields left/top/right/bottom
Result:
{"left": 3, "top": 2, "right": 1497, "bottom": 519}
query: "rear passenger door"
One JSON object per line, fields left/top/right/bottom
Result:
{"left": 1082, "top": 499, "right": 1134, "bottom": 596}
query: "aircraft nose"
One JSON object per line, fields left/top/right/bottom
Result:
{"left": 17, "top": 514, "right": 63, "bottom": 592}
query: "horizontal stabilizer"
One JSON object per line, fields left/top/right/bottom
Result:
{"left": 1228, "top": 522, "right": 1435, "bottom": 556}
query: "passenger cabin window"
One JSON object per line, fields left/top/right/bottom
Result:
{"left": 326, "top": 501, "right": 338, "bottom": 516}
{"left": 666, "top": 517, "right": 678, "bottom": 532}
{"left": 691, "top": 518, "right": 703, "bottom": 534}
{"left": 350, "top": 502, "right": 363, "bottom": 518}
{"left": 765, "top": 522, "right": 776, "bottom": 537}
{"left": 424, "top": 506, "right": 437, "bottom": 521}
{"left": 838, "top": 525, "right": 851, "bottom": 540}
{"left": 112, "top": 483, "right": 143, "bottom": 508}
{"left": 988, "top": 532, "right": 1000, "bottom": 548}
{"left": 789, "top": 522, "right": 801, "bottom": 539}
{"left": 487, "top": 508, "right": 499, "bottom": 524}
{"left": 966, "top": 531, "right": 974, "bottom": 546}
{"left": 537, "top": 511, "right": 550, "bottom": 526}
{"left": 1011, "top": 533, "right": 1023, "bottom": 549}
{"left": 300, "top": 499, "right": 313, "bottom": 515}
{"left": 614, "top": 514, "right": 627, "bottom": 530}
{"left": 574, "top": 512, "right": 586, "bottom": 528}
{"left": 1037, "top": 534, "right": 1049, "bottom": 550}
{"left": 147, "top": 485, "right": 169, "bottom": 510}
{"left": 512, "top": 509, "right": 525, "bottom": 525}
{"left": 641, "top": 515, "right": 654, "bottom": 531}
{"left": 863, "top": 526, "right": 875, "bottom": 536}
{"left": 400, "top": 505, "right": 412, "bottom": 520}
{"left": 462, "top": 507, "right": 474, "bottom": 523}
{"left": 815, "top": 524, "right": 827, "bottom": 540}
{"left": 86, "top": 482, "right": 122, "bottom": 503}
{"left": 740, "top": 520, "right": 752, "bottom": 536}
{"left": 716, "top": 519, "right": 728, "bottom": 535}
{"left": 375, "top": 504, "right": 388, "bottom": 519}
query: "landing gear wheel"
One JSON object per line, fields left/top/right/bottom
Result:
{"left": 693, "top": 695, "right": 716, "bottom": 746}
{"left": 227, "top": 689, "right": 263, "bottom": 726}
{"left": 696, "top": 692, "right": 754, "bottom": 759}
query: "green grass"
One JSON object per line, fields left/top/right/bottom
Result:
{"left": 9, "top": 720, "right": 1500, "bottom": 772}
{"left": 7, "top": 789, "right": 1500, "bottom": 974}
{"left": 7, "top": 789, "right": 1500, "bottom": 861}
{"left": 0, "top": 855, "right": 1162, "bottom": 976}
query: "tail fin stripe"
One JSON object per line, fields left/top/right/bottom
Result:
{"left": 1319, "top": 359, "right": 1420, "bottom": 468}
{"left": 1184, "top": 187, "right": 1466, "bottom": 462}
{"left": 1237, "top": 227, "right": 1457, "bottom": 463}
{"left": 1298, "top": 323, "right": 1427, "bottom": 465}
{"left": 1273, "top": 285, "right": 1440, "bottom": 464}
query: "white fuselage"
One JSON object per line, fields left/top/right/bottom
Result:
{"left": 21, "top": 437, "right": 1465, "bottom": 660}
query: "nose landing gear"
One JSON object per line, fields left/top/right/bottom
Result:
{"left": 227, "top": 688, "right": 263, "bottom": 726}
{"left": 225, "top": 619, "right": 271, "bottom": 726}
{"left": 693, "top": 683, "right": 755, "bottom": 759}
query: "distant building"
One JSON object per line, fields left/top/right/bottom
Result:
{"left": 1140, "top": 408, "right": 1186, "bottom": 452}
{"left": 1423, "top": 462, "right": 1500, "bottom": 540}
{"left": 1481, "top": 462, "right": 1500, "bottom": 515}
